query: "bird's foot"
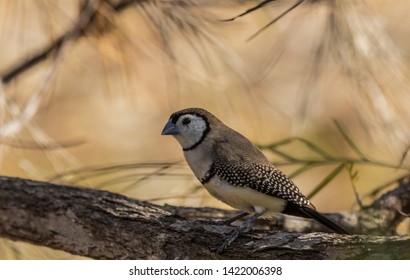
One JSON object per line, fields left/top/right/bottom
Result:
{"left": 216, "top": 212, "right": 263, "bottom": 254}
{"left": 212, "top": 212, "right": 249, "bottom": 226}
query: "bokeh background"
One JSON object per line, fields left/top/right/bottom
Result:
{"left": 1, "top": 0, "right": 410, "bottom": 259}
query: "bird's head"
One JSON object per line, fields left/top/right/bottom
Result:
{"left": 161, "top": 108, "right": 218, "bottom": 151}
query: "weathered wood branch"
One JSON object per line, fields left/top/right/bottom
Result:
{"left": 0, "top": 176, "right": 409, "bottom": 259}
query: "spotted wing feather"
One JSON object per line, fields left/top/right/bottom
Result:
{"left": 209, "top": 132, "right": 311, "bottom": 208}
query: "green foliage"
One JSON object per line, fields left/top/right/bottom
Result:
{"left": 259, "top": 121, "right": 410, "bottom": 202}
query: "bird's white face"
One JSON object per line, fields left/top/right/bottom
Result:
{"left": 162, "top": 113, "right": 209, "bottom": 151}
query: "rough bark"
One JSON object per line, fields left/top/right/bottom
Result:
{"left": 0, "top": 175, "right": 409, "bottom": 259}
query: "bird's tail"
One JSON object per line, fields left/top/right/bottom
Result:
{"left": 300, "top": 207, "right": 350, "bottom": 234}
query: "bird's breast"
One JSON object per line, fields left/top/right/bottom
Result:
{"left": 183, "top": 147, "right": 213, "bottom": 182}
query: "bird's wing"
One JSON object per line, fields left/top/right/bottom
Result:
{"left": 210, "top": 142, "right": 311, "bottom": 208}
{"left": 209, "top": 139, "right": 350, "bottom": 234}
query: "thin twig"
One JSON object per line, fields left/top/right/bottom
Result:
{"left": 247, "top": 0, "right": 304, "bottom": 41}
{"left": 1, "top": 0, "right": 101, "bottom": 83}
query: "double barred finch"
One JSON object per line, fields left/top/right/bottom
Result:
{"left": 162, "top": 108, "right": 349, "bottom": 253}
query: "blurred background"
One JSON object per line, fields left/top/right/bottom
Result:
{"left": 1, "top": 0, "right": 410, "bottom": 259}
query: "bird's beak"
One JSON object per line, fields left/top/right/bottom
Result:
{"left": 161, "top": 119, "right": 180, "bottom": 135}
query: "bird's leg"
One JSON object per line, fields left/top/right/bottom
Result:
{"left": 213, "top": 211, "right": 249, "bottom": 225}
{"left": 217, "top": 212, "right": 263, "bottom": 254}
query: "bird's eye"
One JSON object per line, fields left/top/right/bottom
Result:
{"left": 182, "top": 117, "right": 191, "bottom": 125}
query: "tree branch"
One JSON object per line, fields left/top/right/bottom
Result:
{"left": 0, "top": 175, "right": 409, "bottom": 259}
{"left": 0, "top": 0, "right": 144, "bottom": 84}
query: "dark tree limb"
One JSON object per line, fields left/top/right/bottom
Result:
{"left": 1, "top": 0, "right": 102, "bottom": 83}
{"left": 0, "top": 0, "right": 144, "bottom": 84}
{"left": 0, "top": 175, "right": 409, "bottom": 259}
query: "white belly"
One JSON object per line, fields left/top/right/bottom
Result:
{"left": 183, "top": 148, "right": 285, "bottom": 217}
{"left": 204, "top": 176, "right": 286, "bottom": 217}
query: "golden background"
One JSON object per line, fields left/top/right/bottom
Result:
{"left": 0, "top": 0, "right": 409, "bottom": 258}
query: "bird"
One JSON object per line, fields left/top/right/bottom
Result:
{"left": 161, "top": 108, "right": 349, "bottom": 253}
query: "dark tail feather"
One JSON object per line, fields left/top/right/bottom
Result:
{"left": 299, "top": 207, "right": 350, "bottom": 235}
